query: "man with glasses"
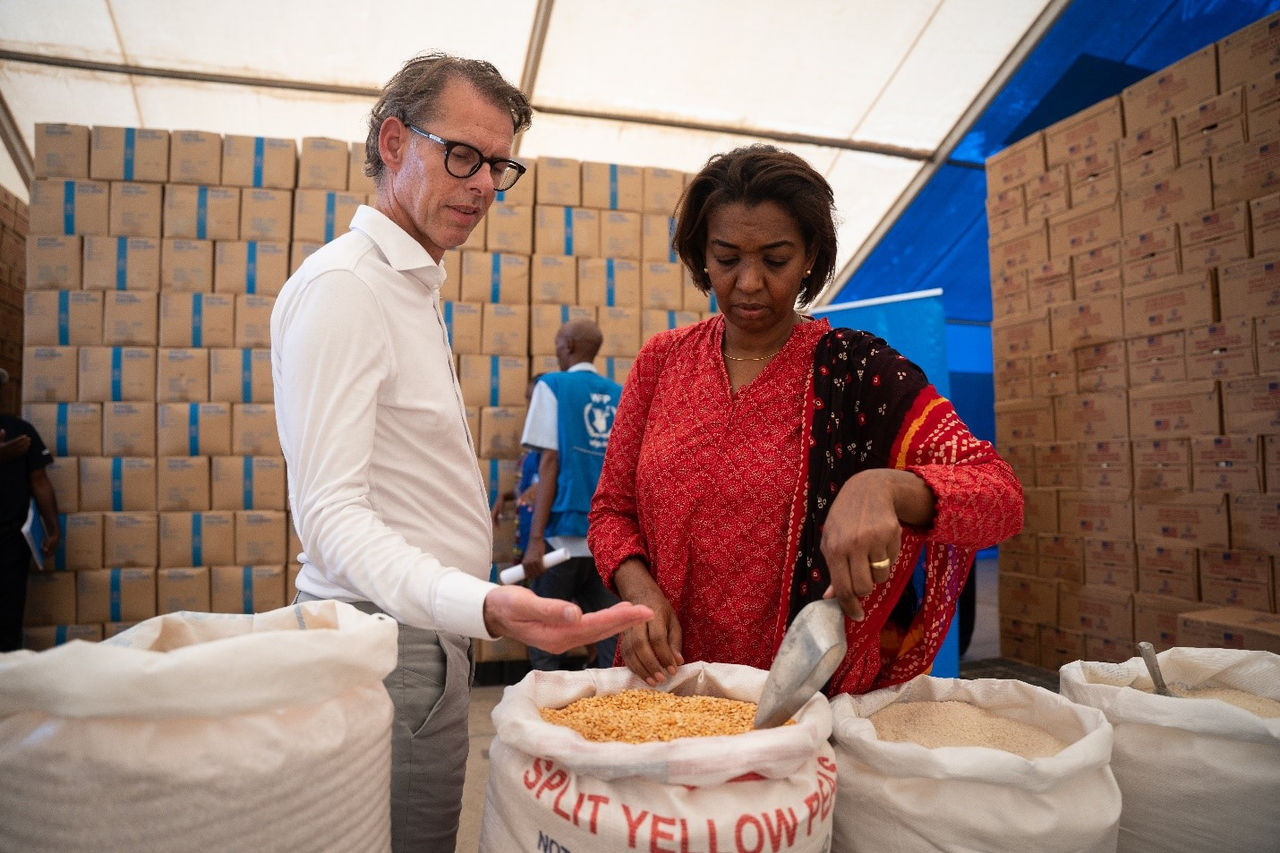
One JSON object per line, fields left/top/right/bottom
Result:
{"left": 271, "top": 54, "right": 652, "bottom": 852}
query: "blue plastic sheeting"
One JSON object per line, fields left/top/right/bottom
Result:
{"left": 945, "top": 321, "right": 995, "bottom": 375}
{"left": 842, "top": 164, "right": 991, "bottom": 325}
{"left": 949, "top": 371, "right": 995, "bottom": 444}
{"left": 832, "top": 0, "right": 1280, "bottom": 375}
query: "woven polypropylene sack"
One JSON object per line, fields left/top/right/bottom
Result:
{"left": 480, "top": 662, "right": 836, "bottom": 853}
{"left": 0, "top": 601, "right": 398, "bottom": 852}
{"left": 829, "top": 675, "right": 1120, "bottom": 853}
{"left": 1060, "top": 648, "right": 1280, "bottom": 853}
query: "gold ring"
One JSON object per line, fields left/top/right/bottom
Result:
{"left": 870, "top": 558, "right": 892, "bottom": 571}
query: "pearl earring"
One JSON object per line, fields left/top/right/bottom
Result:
{"left": 703, "top": 267, "right": 709, "bottom": 274}
{"left": 805, "top": 269, "right": 812, "bottom": 276}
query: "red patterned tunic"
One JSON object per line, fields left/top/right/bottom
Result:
{"left": 589, "top": 315, "right": 1023, "bottom": 692}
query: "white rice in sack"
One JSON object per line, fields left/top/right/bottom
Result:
{"left": 829, "top": 674, "right": 1120, "bottom": 853}
{"left": 1060, "top": 647, "right": 1280, "bottom": 853}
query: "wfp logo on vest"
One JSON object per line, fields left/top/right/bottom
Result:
{"left": 583, "top": 392, "right": 616, "bottom": 450}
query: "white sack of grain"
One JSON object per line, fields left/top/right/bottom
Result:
{"left": 0, "top": 601, "right": 398, "bottom": 852}
{"left": 1060, "top": 648, "right": 1280, "bottom": 853}
{"left": 829, "top": 675, "right": 1120, "bottom": 853}
{"left": 481, "top": 662, "right": 836, "bottom": 853}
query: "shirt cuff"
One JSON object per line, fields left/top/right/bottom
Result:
{"left": 433, "top": 571, "right": 499, "bottom": 640}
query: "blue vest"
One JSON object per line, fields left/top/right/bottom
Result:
{"left": 537, "top": 369, "right": 622, "bottom": 538}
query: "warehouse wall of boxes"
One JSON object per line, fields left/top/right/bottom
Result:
{"left": 988, "top": 11, "right": 1280, "bottom": 667}
{"left": 11, "top": 121, "right": 710, "bottom": 656}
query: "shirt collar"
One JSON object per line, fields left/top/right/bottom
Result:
{"left": 567, "top": 362, "right": 598, "bottom": 373}
{"left": 350, "top": 204, "right": 445, "bottom": 290}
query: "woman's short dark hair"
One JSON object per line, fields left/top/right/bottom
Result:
{"left": 673, "top": 144, "right": 838, "bottom": 307}
{"left": 365, "top": 53, "right": 533, "bottom": 184}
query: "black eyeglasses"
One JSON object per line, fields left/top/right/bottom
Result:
{"left": 405, "top": 123, "right": 526, "bottom": 191}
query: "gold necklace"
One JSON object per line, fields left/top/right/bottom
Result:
{"left": 723, "top": 347, "right": 782, "bottom": 362}
{"left": 723, "top": 315, "right": 798, "bottom": 362}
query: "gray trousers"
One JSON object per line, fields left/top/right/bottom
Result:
{"left": 297, "top": 592, "right": 473, "bottom": 852}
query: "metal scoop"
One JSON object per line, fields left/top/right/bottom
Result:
{"left": 1137, "top": 641, "right": 1171, "bottom": 696}
{"left": 754, "top": 598, "right": 848, "bottom": 728}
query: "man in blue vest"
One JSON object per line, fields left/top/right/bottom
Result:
{"left": 520, "top": 319, "right": 623, "bottom": 669}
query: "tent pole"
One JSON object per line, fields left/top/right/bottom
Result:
{"left": 515, "top": 0, "right": 556, "bottom": 158}
{"left": 0, "top": 87, "right": 32, "bottom": 191}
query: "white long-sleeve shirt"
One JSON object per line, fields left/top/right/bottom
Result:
{"left": 271, "top": 205, "right": 496, "bottom": 638}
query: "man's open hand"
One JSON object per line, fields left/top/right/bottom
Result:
{"left": 482, "top": 585, "right": 652, "bottom": 654}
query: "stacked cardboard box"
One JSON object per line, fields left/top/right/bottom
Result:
{"left": 18, "top": 124, "right": 332, "bottom": 647}
{"left": 17, "top": 122, "right": 705, "bottom": 654}
{"left": 988, "top": 11, "right": 1280, "bottom": 668}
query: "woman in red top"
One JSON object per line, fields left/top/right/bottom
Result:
{"left": 588, "top": 145, "right": 1023, "bottom": 695}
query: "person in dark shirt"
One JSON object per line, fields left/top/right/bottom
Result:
{"left": 0, "top": 404, "right": 60, "bottom": 651}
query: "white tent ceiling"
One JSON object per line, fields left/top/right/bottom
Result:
{"left": 0, "top": 0, "right": 1056, "bottom": 298}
